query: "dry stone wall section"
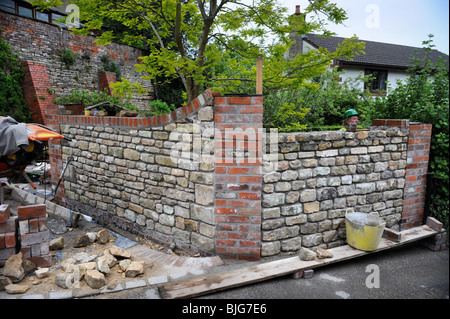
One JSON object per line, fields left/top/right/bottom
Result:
{"left": 60, "top": 93, "right": 217, "bottom": 255}
{"left": 261, "top": 128, "right": 409, "bottom": 257}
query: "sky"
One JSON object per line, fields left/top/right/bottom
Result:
{"left": 278, "top": 0, "right": 449, "bottom": 54}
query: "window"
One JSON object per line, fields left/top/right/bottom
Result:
{"left": 365, "top": 69, "right": 388, "bottom": 92}
{"left": 51, "top": 13, "right": 66, "bottom": 27}
{"left": 36, "top": 11, "right": 49, "bottom": 22}
{"left": 1, "top": 0, "right": 68, "bottom": 27}
{"left": 0, "top": 0, "right": 15, "bottom": 13}
{"left": 18, "top": 5, "right": 32, "bottom": 18}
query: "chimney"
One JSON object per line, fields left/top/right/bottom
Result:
{"left": 288, "top": 5, "right": 305, "bottom": 59}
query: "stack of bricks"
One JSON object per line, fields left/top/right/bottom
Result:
{"left": 17, "top": 204, "right": 52, "bottom": 267}
{"left": 0, "top": 204, "right": 18, "bottom": 266}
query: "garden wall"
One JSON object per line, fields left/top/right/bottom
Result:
{"left": 57, "top": 90, "right": 219, "bottom": 256}
{"left": 261, "top": 127, "right": 408, "bottom": 256}
{"left": 47, "top": 90, "right": 431, "bottom": 260}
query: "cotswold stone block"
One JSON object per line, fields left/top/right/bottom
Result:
{"left": 281, "top": 205, "right": 302, "bottom": 216}
{"left": 195, "top": 185, "right": 214, "bottom": 206}
{"left": 261, "top": 241, "right": 281, "bottom": 257}
{"left": 303, "top": 202, "right": 320, "bottom": 214}
{"left": 124, "top": 149, "right": 140, "bottom": 161}
{"left": 262, "top": 193, "right": 285, "bottom": 207}
{"left": 263, "top": 226, "right": 299, "bottom": 241}
{"left": 300, "top": 189, "right": 316, "bottom": 202}
{"left": 155, "top": 156, "right": 177, "bottom": 167}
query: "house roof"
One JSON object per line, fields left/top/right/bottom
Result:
{"left": 304, "top": 33, "right": 449, "bottom": 70}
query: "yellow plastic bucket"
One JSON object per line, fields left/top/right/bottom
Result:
{"left": 345, "top": 212, "right": 386, "bottom": 251}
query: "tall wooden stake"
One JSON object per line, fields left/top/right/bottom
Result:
{"left": 256, "top": 57, "right": 263, "bottom": 95}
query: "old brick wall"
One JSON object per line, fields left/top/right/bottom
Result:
{"left": 0, "top": 11, "right": 153, "bottom": 109}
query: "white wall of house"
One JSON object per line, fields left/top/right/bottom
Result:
{"left": 300, "top": 40, "right": 411, "bottom": 95}
{"left": 386, "top": 70, "right": 409, "bottom": 92}
{"left": 340, "top": 68, "right": 365, "bottom": 90}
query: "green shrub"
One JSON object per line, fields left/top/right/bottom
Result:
{"left": 101, "top": 54, "right": 121, "bottom": 80}
{"left": 60, "top": 48, "right": 78, "bottom": 69}
{"left": 370, "top": 35, "right": 449, "bottom": 232}
{"left": 0, "top": 28, "right": 32, "bottom": 122}
{"left": 54, "top": 88, "right": 137, "bottom": 111}
{"left": 146, "top": 99, "right": 176, "bottom": 116}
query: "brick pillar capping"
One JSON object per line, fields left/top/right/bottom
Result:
{"left": 214, "top": 95, "right": 264, "bottom": 261}
{"left": 372, "top": 119, "right": 432, "bottom": 230}
{"left": 55, "top": 89, "right": 221, "bottom": 128}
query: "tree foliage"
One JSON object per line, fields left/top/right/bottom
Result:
{"left": 370, "top": 35, "right": 449, "bottom": 231}
{"left": 371, "top": 35, "right": 449, "bottom": 180}
{"left": 261, "top": 67, "right": 375, "bottom": 130}
{"left": 0, "top": 28, "right": 32, "bottom": 123}
{"left": 30, "top": 0, "right": 364, "bottom": 103}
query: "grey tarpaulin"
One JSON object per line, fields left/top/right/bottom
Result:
{"left": 0, "top": 116, "right": 29, "bottom": 156}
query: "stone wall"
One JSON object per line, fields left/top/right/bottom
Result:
{"left": 46, "top": 88, "right": 432, "bottom": 259}
{"left": 57, "top": 90, "right": 219, "bottom": 255}
{"left": 0, "top": 10, "right": 153, "bottom": 109}
{"left": 260, "top": 126, "right": 409, "bottom": 257}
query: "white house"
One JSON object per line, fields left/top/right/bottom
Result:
{"left": 289, "top": 7, "right": 449, "bottom": 95}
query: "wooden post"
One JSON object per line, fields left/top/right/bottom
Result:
{"left": 256, "top": 57, "right": 263, "bottom": 95}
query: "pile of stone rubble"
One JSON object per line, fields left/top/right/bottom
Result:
{"left": 0, "top": 228, "right": 146, "bottom": 294}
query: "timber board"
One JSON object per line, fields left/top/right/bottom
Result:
{"left": 159, "top": 225, "right": 438, "bottom": 299}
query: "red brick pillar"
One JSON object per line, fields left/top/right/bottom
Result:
{"left": 402, "top": 123, "right": 432, "bottom": 230}
{"left": 22, "top": 62, "right": 58, "bottom": 125}
{"left": 98, "top": 71, "right": 117, "bottom": 95}
{"left": 22, "top": 62, "right": 64, "bottom": 204}
{"left": 214, "top": 95, "right": 264, "bottom": 261}
{"left": 0, "top": 204, "right": 18, "bottom": 266}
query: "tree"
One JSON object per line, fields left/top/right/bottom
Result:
{"left": 370, "top": 35, "right": 449, "bottom": 232}
{"left": 371, "top": 35, "right": 449, "bottom": 179}
{"left": 31, "top": 0, "right": 364, "bottom": 103}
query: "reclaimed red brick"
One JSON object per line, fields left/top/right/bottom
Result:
{"left": 20, "top": 230, "right": 50, "bottom": 247}
{"left": 17, "top": 204, "right": 46, "bottom": 220}
{"left": 20, "top": 246, "right": 31, "bottom": 259}
{"left": 28, "top": 254, "right": 52, "bottom": 267}
{"left": 0, "top": 204, "right": 10, "bottom": 224}
{"left": 29, "top": 218, "right": 40, "bottom": 233}
{"left": 228, "top": 96, "right": 251, "bottom": 105}
{"left": 5, "top": 232, "right": 16, "bottom": 248}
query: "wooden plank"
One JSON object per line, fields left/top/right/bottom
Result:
{"left": 159, "top": 225, "right": 437, "bottom": 299}
{"left": 256, "top": 57, "right": 263, "bottom": 95}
